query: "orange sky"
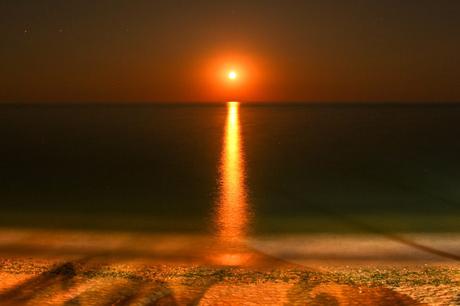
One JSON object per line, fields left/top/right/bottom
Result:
{"left": 1, "top": 1, "right": 460, "bottom": 103}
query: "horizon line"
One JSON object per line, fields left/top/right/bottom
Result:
{"left": 1, "top": 100, "right": 460, "bottom": 107}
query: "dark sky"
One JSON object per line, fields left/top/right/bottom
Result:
{"left": 1, "top": 0, "right": 459, "bottom": 103}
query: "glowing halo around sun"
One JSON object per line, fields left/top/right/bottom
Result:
{"left": 228, "top": 71, "right": 238, "bottom": 80}
{"left": 199, "top": 52, "right": 268, "bottom": 101}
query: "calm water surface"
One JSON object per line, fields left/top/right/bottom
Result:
{"left": 1, "top": 103, "right": 459, "bottom": 234}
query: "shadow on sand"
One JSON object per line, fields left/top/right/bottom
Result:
{"left": 0, "top": 244, "right": 423, "bottom": 305}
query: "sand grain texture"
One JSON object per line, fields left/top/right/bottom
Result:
{"left": 0, "top": 229, "right": 458, "bottom": 305}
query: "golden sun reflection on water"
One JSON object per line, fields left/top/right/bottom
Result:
{"left": 213, "top": 101, "right": 251, "bottom": 265}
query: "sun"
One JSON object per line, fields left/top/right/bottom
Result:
{"left": 228, "top": 71, "right": 238, "bottom": 80}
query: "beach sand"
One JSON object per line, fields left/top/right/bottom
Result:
{"left": 0, "top": 229, "right": 458, "bottom": 305}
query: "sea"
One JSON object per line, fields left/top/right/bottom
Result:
{"left": 1, "top": 103, "right": 459, "bottom": 235}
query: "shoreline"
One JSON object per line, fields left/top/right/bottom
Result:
{"left": 0, "top": 229, "right": 458, "bottom": 304}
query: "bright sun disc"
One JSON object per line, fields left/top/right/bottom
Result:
{"left": 228, "top": 71, "right": 237, "bottom": 80}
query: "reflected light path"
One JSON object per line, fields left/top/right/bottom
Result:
{"left": 213, "top": 101, "right": 251, "bottom": 265}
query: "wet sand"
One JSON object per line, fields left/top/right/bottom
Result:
{"left": 0, "top": 229, "right": 458, "bottom": 305}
